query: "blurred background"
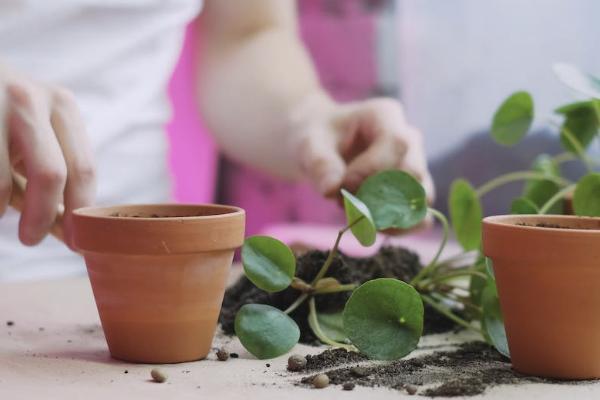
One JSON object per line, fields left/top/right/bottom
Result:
{"left": 169, "top": 0, "right": 599, "bottom": 236}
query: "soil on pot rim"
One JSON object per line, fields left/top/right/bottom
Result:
{"left": 515, "top": 222, "right": 598, "bottom": 230}
{"left": 219, "top": 247, "right": 458, "bottom": 344}
{"left": 297, "top": 342, "right": 591, "bottom": 396}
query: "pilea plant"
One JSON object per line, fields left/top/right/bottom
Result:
{"left": 234, "top": 63, "right": 600, "bottom": 361}
{"left": 451, "top": 63, "right": 600, "bottom": 356}
{"left": 235, "top": 170, "right": 485, "bottom": 360}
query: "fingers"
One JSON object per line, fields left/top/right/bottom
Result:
{"left": 0, "top": 124, "right": 11, "bottom": 216}
{"left": 50, "top": 88, "right": 96, "bottom": 247}
{"left": 7, "top": 83, "right": 67, "bottom": 246}
{"left": 298, "top": 124, "right": 347, "bottom": 196}
{"left": 340, "top": 98, "right": 435, "bottom": 200}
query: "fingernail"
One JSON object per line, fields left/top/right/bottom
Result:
{"left": 318, "top": 173, "right": 342, "bottom": 194}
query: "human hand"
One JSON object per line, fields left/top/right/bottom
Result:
{"left": 0, "top": 62, "right": 96, "bottom": 247}
{"left": 295, "top": 96, "right": 434, "bottom": 202}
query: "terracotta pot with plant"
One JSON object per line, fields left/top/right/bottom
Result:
{"left": 482, "top": 215, "right": 600, "bottom": 379}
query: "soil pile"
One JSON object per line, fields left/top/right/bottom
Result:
{"left": 219, "top": 247, "right": 457, "bottom": 343}
{"left": 298, "top": 342, "right": 588, "bottom": 397}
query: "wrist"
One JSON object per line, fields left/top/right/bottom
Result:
{"left": 287, "top": 90, "right": 338, "bottom": 178}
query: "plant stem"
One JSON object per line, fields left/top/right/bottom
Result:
{"left": 311, "top": 217, "right": 363, "bottom": 285}
{"left": 410, "top": 208, "right": 449, "bottom": 286}
{"left": 538, "top": 184, "right": 576, "bottom": 214}
{"left": 475, "top": 171, "right": 570, "bottom": 197}
{"left": 432, "top": 291, "right": 482, "bottom": 314}
{"left": 421, "top": 269, "right": 488, "bottom": 289}
{"left": 283, "top": 293, "right": 309, "bottom": 315}
{"left": 560, "top": 125, "right": 594, "bottom": 172}
{"left": 307, "top": 297, "right": 354, "bottom": 350}
{"left": 552, "top": 152, "right": 577, "bottom": 165}
{"left": 421, "top": 294, "right": 483, "bottom": 334}
{"left": 313, "top": 283, "right": 358, "bottom": 295}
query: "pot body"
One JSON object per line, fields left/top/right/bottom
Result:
{"left": 482, "top": 215, "right": 600, "bottom": 379}
{"left": 73, "top": 204, "right": 245, "bottom": 363}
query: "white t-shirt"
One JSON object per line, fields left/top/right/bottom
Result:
{"left": 0, "top": 0, "right": 202, "bottom": 281}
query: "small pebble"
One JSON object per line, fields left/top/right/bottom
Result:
{"left": 405, "top": 384, "right": 418, "bottom": 395}
{"left": 312, "top": 374, "right": 329, "bottom": 389}
{"left": 6, "top": 321, "right": 14, "bottom": 326}
{"left": 230, "top": 353, "right": 239, "bottom": 358}
{"left": 124, "top": 370, "right": 129, "bottom": 374}
{"left": 216, "top": 348, "right": 229, "bottom": 361}
{"left": 150, "top": 368, "right": 167, "bottom": 383}
{"left": 350, "top": 366, "right": 369, "bottom": 377}
{"left": 342, "top": 382, "right": 355, "bottom": 391}
{"left": 265, "top": 363, "right": 270, "bottom": 368}
{"left": 287, "top": 354, "right": 307, "bottom": 371}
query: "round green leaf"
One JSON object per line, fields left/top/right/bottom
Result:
{"left": 343, "top": 278, "right": 423, "bottom": 360}
{"left": 523, "top": 179, "right": 562, "bottom": 215}
{"left": 235, "top": 304, "right": 300, "bottom": 359}
{"left": 341, "top": 189, "right": 377, "bottom": 246}
{"left": 449, "top": 179, "right": 482, "bottom": 251}
{"left": 356, "top": 170, "right": 427, "bottom": 230}
{"left": 559, "top": 104, "right": 598, "bottom": 153}
{"left": 553, "top": 63, "right": 600, "bottom": 99}
{"left": 481, "top": 281, "right": 509, "bottom": 358}
{"left": 308, "top": 311, "right": 348, "bottom": 343}
{"left": 555, "top": 99, "right": 600, "bottom": 115}
{"left": 491, "top": 91, "right": 534, "bottom": 146}
{"left": 510, "top": 197, "right": 539, "bottom": 215}
{"left": 468, "top": 261, "right": 487, "bottom": 309}
{"left": 573, "top": 173, "right": 600, "bottom": 217}
{"left": 242, "top": 236, "right": 296, "bottom": 292}
{"left": 531, "top": 154, "right": 560, "bottom": 178}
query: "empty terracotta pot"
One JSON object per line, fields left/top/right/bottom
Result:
{"left": 72, "top": 204, "right": 245, "bottom": 363}
{"left": 482, "top": 215, "right": 600, "bottom": 379}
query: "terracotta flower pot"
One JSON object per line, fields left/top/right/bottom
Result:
{"left": 482, "top": 215, "right": 600, "bottom": 379}
{"left": 72, "top": 204, "right": 245, "bottom": 363}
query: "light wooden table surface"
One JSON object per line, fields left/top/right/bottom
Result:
{"left": 1, "top": 226, "right": 599, "bottom": 399}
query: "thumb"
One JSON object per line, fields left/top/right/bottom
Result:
{"left": 298, "top": 128, "right": 346, "bottom": 196}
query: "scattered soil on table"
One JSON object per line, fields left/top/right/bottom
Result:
{"left": 298, "top": 341, "right": 591, "bottom": 397}
{"left": 220, "top": 247, "right": 458, "bottom": 343}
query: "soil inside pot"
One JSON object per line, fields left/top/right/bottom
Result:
{"left": 515, "top": 222, "right": 598, "bottom": 230}
{"left": 298, "top": 342, "right": 590, "bottom": 396}
{"left": 219, "top": 247, "right": 458, "bottom": 344}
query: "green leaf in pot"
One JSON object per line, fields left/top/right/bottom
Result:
{"left": 491, "top": 91, "right": 534, "bottom": 146}
{"left": 449, "top": 179, "right": 482, "bottom": 251}
{"left": 523, "top": 179, "right": 562, "bottom": 215}
{"left": 573, "top": 173, "right": 600, "bottom": 217}
{"left": 481, "top": 280, "right": 510, "bottom": 358}
{"left": 242, "top": 236, "right": 296, "bottom": 292}
{"left": 558, "top": 103, "right": 598, "bottom": 153}
{"left": 235, "top": 304, "right": 300, "bottom": 359}
{"left": 510, "top": 197, "right": 539, "bottom": 215}
{"left": 308, "top": 311, "right": 348, "bottom": 343}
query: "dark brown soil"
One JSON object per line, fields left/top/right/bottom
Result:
{"left": 516, "top": 222, "right": 585, "bottom": 229}
{"left": 219, "top": 247, "right": 458, "bottom": 343}
{"left": 297, "top": 342, "right": 590, "bottom": 396}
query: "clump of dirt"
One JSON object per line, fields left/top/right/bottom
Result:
{"left": 298, "top": 341, "right": 589, "bottom": 397}
{"left": 305, "top": 348, "right": 367, "bottom": 370}
{"left": 219, "top": 247, "right": 458, "bottom": 343}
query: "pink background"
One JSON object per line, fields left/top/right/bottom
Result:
{"left": 167, "top": 1, "right": 389, "bottom": 236}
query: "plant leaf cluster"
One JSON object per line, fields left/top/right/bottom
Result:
{"left": 234, "top": 63, "right": 600, "bottom": 361}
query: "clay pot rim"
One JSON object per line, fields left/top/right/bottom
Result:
{"left": 483, "top": 214, "right": 600, "bottom": 235}
{"left": 73, "top": 203, "right": 245, "bottom": 221}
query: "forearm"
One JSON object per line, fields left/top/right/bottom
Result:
{"left": 197, "top": 4, "right": 333, "bottom": 179}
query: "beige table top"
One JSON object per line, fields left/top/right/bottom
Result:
{"left": 2, "top": 227, "right": 599, "bottom": 399}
